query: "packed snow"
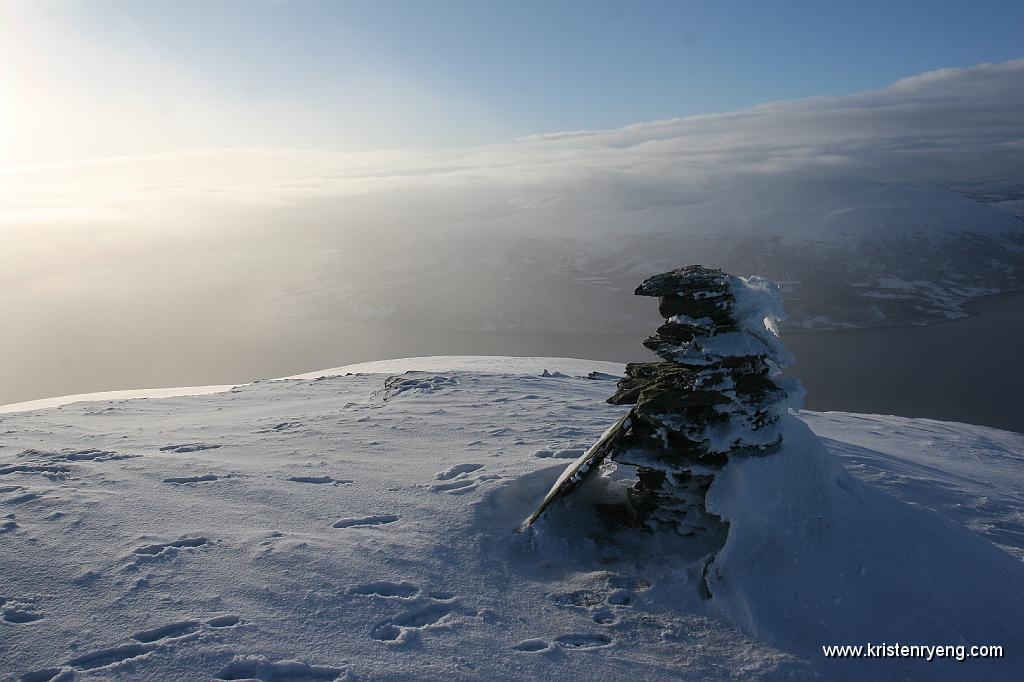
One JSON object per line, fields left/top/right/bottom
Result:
{"left": 1, "top": 357, "right": 1022, "bottom": 680}
{"left": 0, "top": 386, "right": 235, "bottom": 416}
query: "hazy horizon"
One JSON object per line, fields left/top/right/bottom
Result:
{"left": 2, "top": 1, "right": 1023, "bottom": 430}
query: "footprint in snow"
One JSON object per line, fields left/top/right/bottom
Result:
{"left": 430, "top": 464, "right": 501, "bottom": 494}
{"left": 554, "top": 633, "right": 613, "bottom": 649}
{"left": 256, "top": 421, "right": 303, "bottom": 434}
{"left": 9, "top": 448, "right": 132, "bottom": 463}
{"left": 348, "top": 580, "right": 420, "bottom": 599}
{"left": 57, "top": 448, "right": 134, "bottom": 462}
{"left": 430, "top": 475, "right": 501, "bottom": 495}
{"left": 513, "top": 639, "right": 550, "bottom": 652}
{"left": 369, "top": 602, "right": 456, "bottom": 644}
{"left": 159, "top": 443, "right": 223, "bottom": 454}
{"left": 548, "top": 589, "right": 605, "bottom": 608}
{"left": 333, "top": 514, "right": 399, "bottom": 528}
{"left": 0, "top": 463, "right": 71, "bottom": 478}
{"left": 163, "top": 474, "right": 220, "bottom": 484}
{"left": 4, "top": 491, "right": 41, "bottom": 505}
{"left": 130, "top": 615, "right": 241, "bottom": 641}
{"left": 533, "top": 447, "right": 587, "bottom": 459}
{"left": 24, "top": 614, "right": 245, "bottom": 680}
{"left": 66, "top": 643, "right": 157, "bottom": 671}
{"left": 436, "top": 463, "right": 483, "bottom": 480}
{"left": 132, "top": 620, "right": 202, "bottom": 643}
{"left": 2, "top": 597, "right": 43, "bottom": 624}
{"left": 216, "top": 655, "right": 346, "bottom": 681}
{"left": 132, "top": 537, "right": 209, "bottom": 558}
{"left": 514, "top": 632, "right": 614, "bottom": 653}
{"left": 430, "top": 478, "right": 478, "bottom": 494}
{"left": 288, "top": 475, "right": 353, "bottom": 485}
{"left": 547, "top": 574, "right": 648, "bottom": 631}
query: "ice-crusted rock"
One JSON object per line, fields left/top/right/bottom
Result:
{"left": 524, "top": 265, "right": 802, "bottom": 536}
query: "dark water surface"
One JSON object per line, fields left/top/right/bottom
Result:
{"left": 257, "top": 292, "right": 1024, "bottom": 433}
{"left": 4, "top": 292, "right": 1022, "bottom": 432}
{"left": 285, "top": 291, "right": 1023, "bottom": 433}
{"left": 784, "top": 291, "right": 1024, "bottom": 433}
{"left": 331, "top": 292, "right": 1024, "bottom": 432}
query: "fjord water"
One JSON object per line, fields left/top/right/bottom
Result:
{"left": 784, "top": 291, "right": 1024, "bottom": 433}
{"left": 2, "top": 291, "right": 1021, "bottom": 433}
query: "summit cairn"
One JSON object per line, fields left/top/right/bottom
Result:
{"left": 523, "top": 265, "right": 800, "bottom": 534}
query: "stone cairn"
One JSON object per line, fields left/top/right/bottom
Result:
{"left": 524, "top": 265, "right": 799, "bottom": 535}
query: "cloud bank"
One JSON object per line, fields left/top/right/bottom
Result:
{"left": 2, "top": 58, "right": 1023, "bottom": 230}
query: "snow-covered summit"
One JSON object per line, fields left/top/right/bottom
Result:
{"left": 1, "top": 356, "right": 1022, "bottom": 681}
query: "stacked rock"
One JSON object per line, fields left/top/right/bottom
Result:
{"left": 521, "top": 265, "right": 800, "bottom": 535}
{"left": 603, "top": 265, "right": 797, "bottom": 535}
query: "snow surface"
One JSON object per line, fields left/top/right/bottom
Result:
{"left": 1, "top": 356, "right": 1022, "bottom": 681}
{"left": 0, "top": 386, "right": 235, "bottom": 416}
{"left": 286, "top": 356, "right": 627, "bottom": 381}
{"left": 0, "top": 357, "right": 624, "bottom": 416}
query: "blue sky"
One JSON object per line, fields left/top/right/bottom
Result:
{"left": 2, "top": 0, "right": 1023, "bottom": 164}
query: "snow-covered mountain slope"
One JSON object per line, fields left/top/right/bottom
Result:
{"left": 2, "top": 357, "right": 1022, "bottom": 681}
{"left": 271, "top": 178, "right": 1024, "bottom": 333}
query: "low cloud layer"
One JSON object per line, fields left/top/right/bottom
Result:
{"left": 3, "top": 58, "right": 1023, "bottom": 231}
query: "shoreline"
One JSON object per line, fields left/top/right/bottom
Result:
{"left": 782, "top": 286, "right": 1024, "bottom": 336}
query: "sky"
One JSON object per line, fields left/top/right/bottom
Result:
{"left": 2, "top": 0, "right": 1024, "bottom": 166}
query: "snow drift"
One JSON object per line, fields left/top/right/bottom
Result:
{"left": 707, "top": 416, "right": 1024, "bottom": 677}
